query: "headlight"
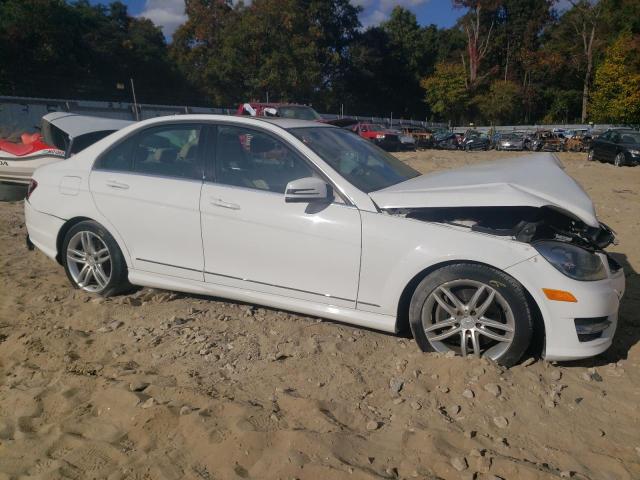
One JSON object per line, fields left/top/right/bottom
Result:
{"left": 534, "top": 241, "right": 607, "bottom": 281}
{"left": 629, "top": 149, "right": 639, "bottom": 156}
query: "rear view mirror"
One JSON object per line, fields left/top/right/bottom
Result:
{"left": 285, "top": 177, "right": 331, "bottom": 203}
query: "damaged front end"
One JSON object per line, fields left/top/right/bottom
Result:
{"left": 390, "top": 205, "right": 616, "bottom": 252}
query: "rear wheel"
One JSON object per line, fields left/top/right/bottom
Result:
{"left": 62, "top": 221, "right": 130, "bottom": 296}
{"left": 409, "top": 263, "right": 533, "bottom": 367}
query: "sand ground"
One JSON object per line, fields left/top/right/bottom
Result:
{"left": 0, "top": 150, "right": 638, "bottom": 480}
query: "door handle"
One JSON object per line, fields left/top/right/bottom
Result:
{"left": 106, "top": 180, "right": 130, "bottom": 190}
{"left": 210, "top": 197, "right": 240, "bottom": 210}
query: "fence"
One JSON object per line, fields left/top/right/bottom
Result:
{"left": 0, "top": 95, "right": 622, "bottom": 137}
{"left": 0, "top": 95, "right": 447, "bottom": 136}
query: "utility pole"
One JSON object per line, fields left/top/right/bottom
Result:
{"left": 130, "top": 78, "right": 139, "bottom": 121}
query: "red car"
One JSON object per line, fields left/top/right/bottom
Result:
{"left": 349, "top": 122, "right": 415, "bottom": 151}
{"left": 237, "top": 103, "right": 323, "bottom": 121}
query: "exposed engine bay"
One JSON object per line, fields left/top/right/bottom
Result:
{"left": 388, "top": 206, "right": 616, "bottom": 251}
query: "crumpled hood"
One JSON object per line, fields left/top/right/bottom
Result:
{"left": 370, "top": 153, "right": 600, "bottom": 227}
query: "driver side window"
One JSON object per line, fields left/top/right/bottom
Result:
{"left": 214, "top": 126, "right": 316, "bottom": 194}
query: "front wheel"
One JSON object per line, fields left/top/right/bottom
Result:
{"left": 587, "top": 149, "right": 595, "bottom": 161}
{"left": 62, "top": 220, "right": 130, "bottom": 296}
{"left": 614, "top": 152, "right": 625, "bottom": 167}
{"left": 409, "top": 263, "right": 533, "bottom": 367}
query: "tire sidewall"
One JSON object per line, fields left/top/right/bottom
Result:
{"left": 61, "top": 221, "right": 128, "bottom": 296}
{"left": 409, "top": 263, "right": 533, "bottom": 367}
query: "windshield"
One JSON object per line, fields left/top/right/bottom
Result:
{"left": 277, "top": 106, "right": 321, "bottom": 121}
{"left": 290, "top": 127, "right": 420, "bottom": 193}
{"left": 619, "top": 131, "right": 640, "bottom": 143}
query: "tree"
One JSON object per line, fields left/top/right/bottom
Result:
{"left": 567, "top": 0, "right": 602, "bottom": 122}
{"left": 472, "top": 80, "right": 522, "bottom": 123}
{"left": 454, "top": 0, "right": 498, "bottom": 87}
{"left": 421, "top": 62, "right": 469, "bottom": 122}
{"left": 589, "top": 33, "right": 640, "bottom": 123}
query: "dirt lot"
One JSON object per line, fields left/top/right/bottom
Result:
{"left": 0, "top": 151, "right": 639, "bottom": 480}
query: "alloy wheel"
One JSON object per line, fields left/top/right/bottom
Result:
{"left": 66, "top": 231, "right": 112, "bottom": 292}
{"left": 422, "top": 279, "right": 515, "bottom": 360}
{"left": 614, "top": 153, "right": 624, "bottom": 167}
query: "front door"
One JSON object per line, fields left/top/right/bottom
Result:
{"left": 199, "top": 124, "right": 361, "bottom": 308}
{"left": 90, "top": 123, "right": 205, "bottom": 280}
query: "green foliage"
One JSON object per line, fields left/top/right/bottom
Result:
{"left": 421, "top": 63, "right": 469, "bottom": 122}
{"left": 1, "top": 0, "right": 639, "bottom": 122}
{"left": 0, "top": 0, "right": 191, "bottom": 103}
{"left": 589, "top": 33, "right": 640, "bottom": 123}
{"left": 472, "top": 80, "right": 522, "bottom": 124}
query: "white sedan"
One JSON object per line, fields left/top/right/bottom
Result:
{"left": 24, "top": 115, "right": 625, "bottom": 366}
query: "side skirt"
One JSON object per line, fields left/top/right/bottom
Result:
{"left": 128, "top": 269, "right": 397, "bottom": 333}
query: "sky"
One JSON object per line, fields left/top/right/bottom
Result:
{"left": 90, "top": 0, "right": 464, "bottom": 38}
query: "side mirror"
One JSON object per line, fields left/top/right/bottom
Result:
{"left": 285, "top": 177, "right": 331, "bottom": 203}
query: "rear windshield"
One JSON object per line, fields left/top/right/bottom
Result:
{"left": 41, "top": 120, "right": 69, "bottom": 151}
{"left": 277, "top": 106, "right": 321, "bottom": 121}
{"left": 70, "top": 130, "right": 116, "bottom": 154}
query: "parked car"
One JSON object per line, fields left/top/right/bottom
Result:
{"left": 432, "top": 131, "right": 459, "bottom": 150}
{"left": 349, "top": 122, "right": 412, "bottom": 151}
{"left": 495, "top": 132, "right": 526, "bottom": 151}
{"left": 564, "top": 130, "right": 592, "bottom": 152}
{"left": 588, "top": 128, "right": 640, "bottom": 166}
{"left": 401, "top": 126, "right": 433, "bottom": 149}
{"left": 530, "top": 130, "right": 563, "bottom": 152}
{"left": 25, "top": 115, "right": 624, "bottom": 366}
{"left": 460, "top": 130, "right": 490, "bottom": 151}
{"left": 0, "top": 112, "right": 131, "bottom": 185}
{"left": 237, "top": 102, "right": 323, "bottom": 121}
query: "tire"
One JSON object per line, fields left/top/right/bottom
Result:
{"left": 409, "top": 263, "right": 533, "bottom": 367}
{"left": 62, "top": 220, "right": 130, "bottom": 296}
{"left": 587, "top": 149, "right": 595, "bottom": 161}
{"left": 614, "top": 152, "right": 625, "bottom": 167}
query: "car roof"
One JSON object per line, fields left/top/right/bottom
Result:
{"left": 135, "top": 114, "right": 333, "bottom": 130}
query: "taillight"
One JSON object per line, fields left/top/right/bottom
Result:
{"left": 26, "top": 179, "right": 38, "bottom": 200}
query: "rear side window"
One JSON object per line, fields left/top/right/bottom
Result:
{"left": 95, "top": 124, "right": 203, "bottom": 179}
{"left": 96, "top": 138, "right": 133, "bottom": 172}
{"left": 133, "top": 126, "right": 202, "bottom": 179}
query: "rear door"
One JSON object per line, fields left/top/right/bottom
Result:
{"left": 90, "top": 123, "right": 205, "bottom": 280}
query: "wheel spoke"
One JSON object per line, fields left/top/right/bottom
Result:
{"left": 439, "top": 287, "right": 464, "bottom": 310}
{"left": 95, "top": 247, "right": 110, "bottom": 264}
{"left": 477, "top": 327, "right": 511, "bottom": 342}
{"left": 433, "top": 293, "right": 456, "bottom": 316}
{"left": 425, "top": 317, "right": 457, "bottom": 333}
{"left": 77, "top": 264, "right": 93, "bottom": 286}
{"left": 460, "top": 330, "right": 469, "bottom": 356}
{"left": 478, "top": 316, "right": 514, "bottom": 332}
{"left": 467, "top": 285, "right": 486, "bottom": 310}
{"left": 430, "top": 327, "right": 461, "bottom": 342}
{"left": 93, "top": 265, "right": 108, "bottom": 288}
{"left": 80, "top": 232, "right": 93, "bottom": 254}
{"left": 470, "top": 330, "right": 481, "bottom": 357}
{"left": 475, "top": 289, "right": 496, "bottom": 317}
{"left": 67, "top": 248, "right": 86, "bottom": 264}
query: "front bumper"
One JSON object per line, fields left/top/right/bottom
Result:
{"left": 507, "top": 253, "right": 625, "bottom": 361}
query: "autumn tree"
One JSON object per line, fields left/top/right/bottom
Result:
{"left": 589, "top": 33, "right": 640, "bottom": 123}
{"left": 421, "top": 62, "right": 469, "bottom": 122}
{"left": 454, "top": 0, "right": 498, "bottom": 87}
